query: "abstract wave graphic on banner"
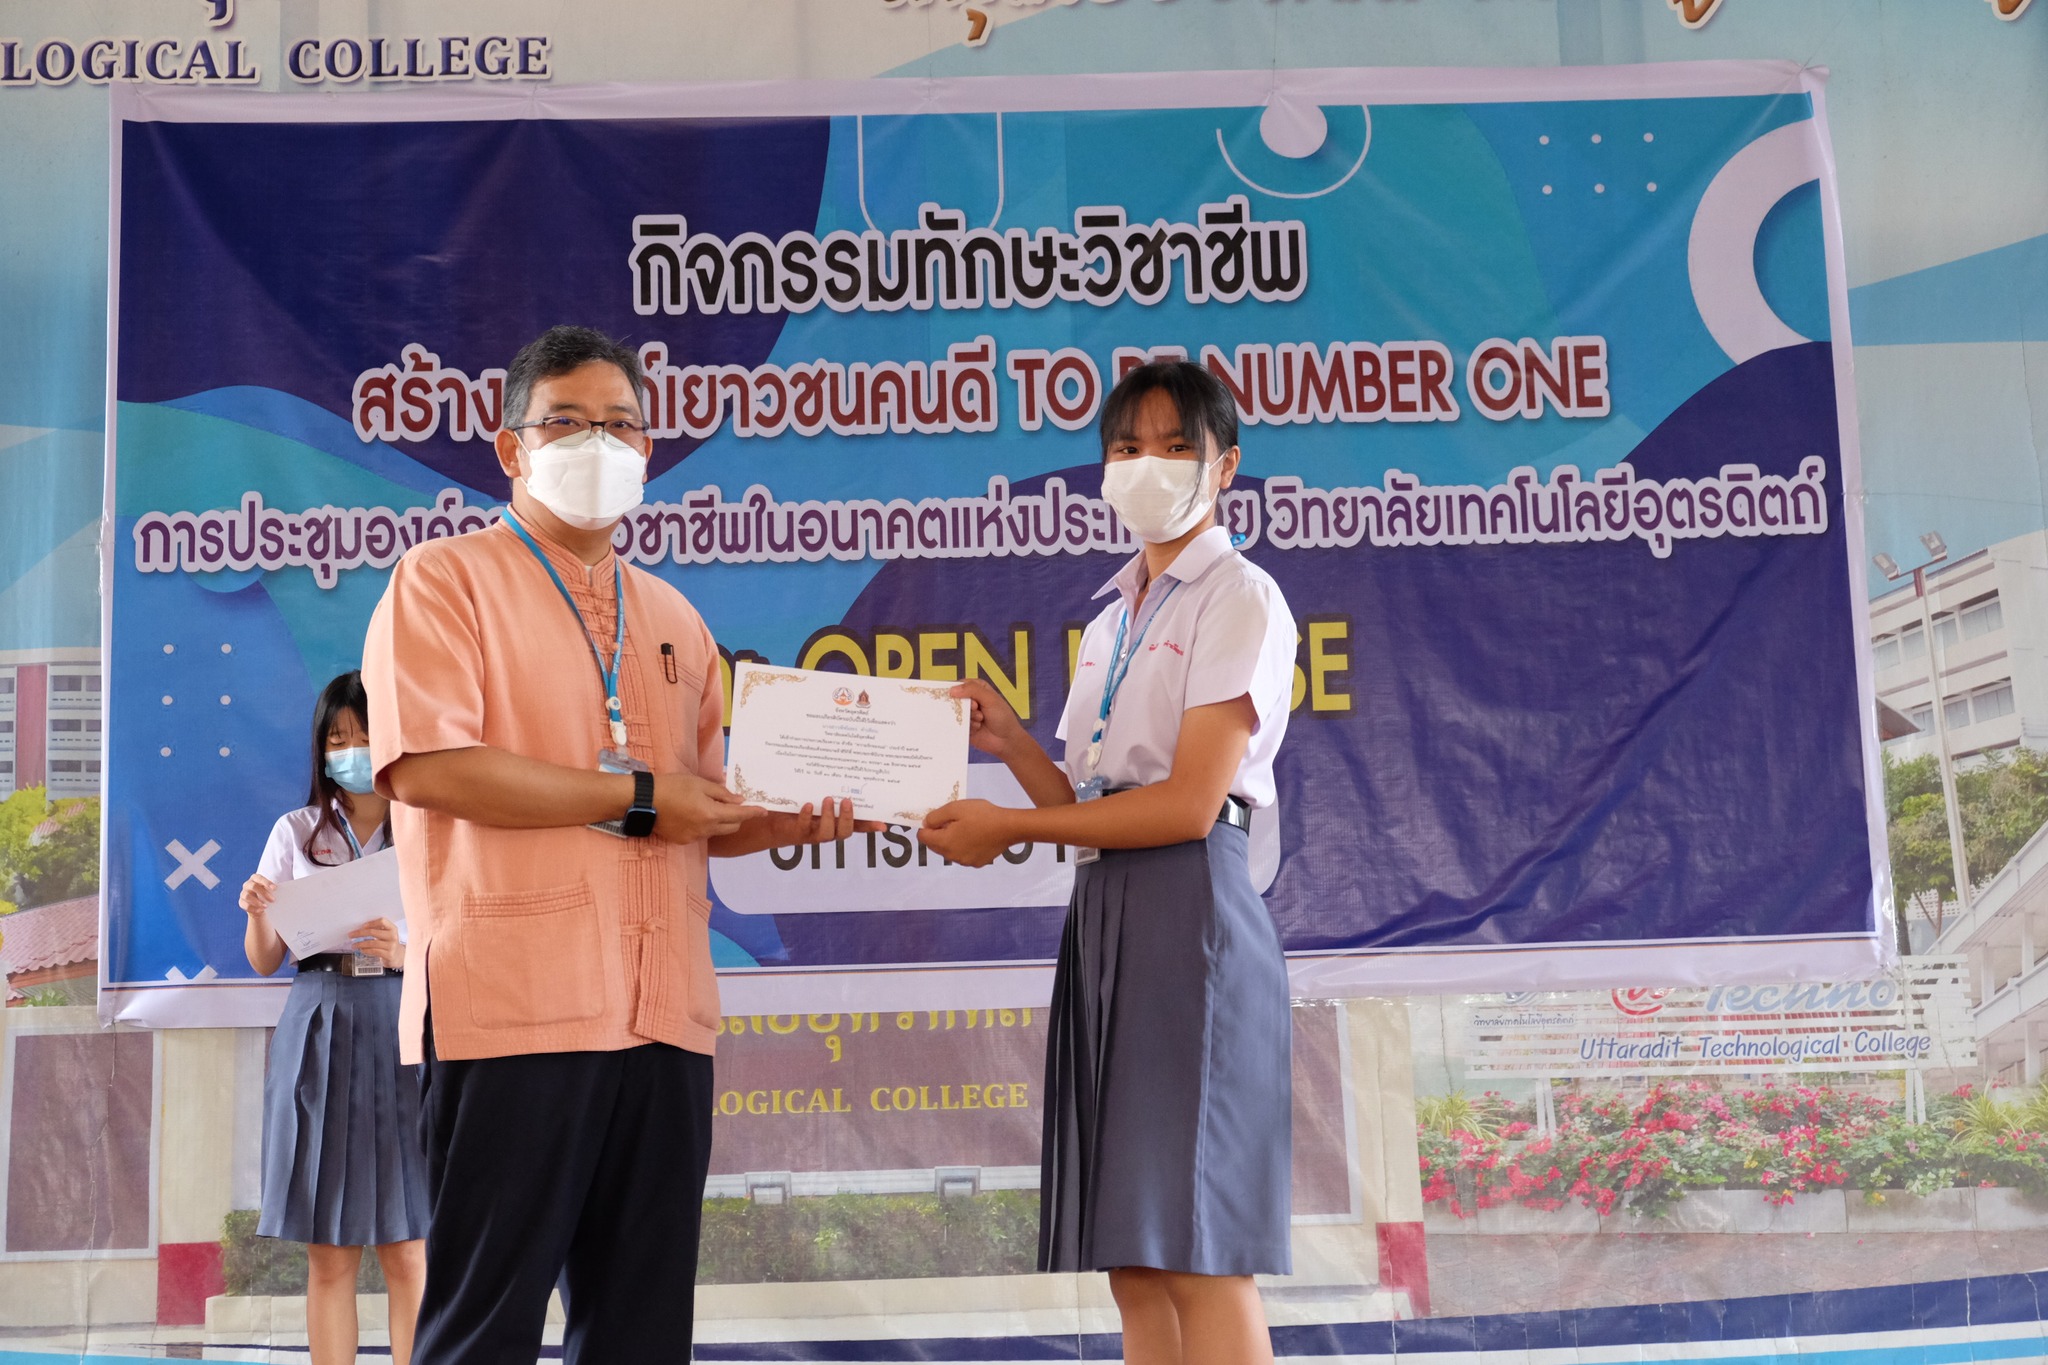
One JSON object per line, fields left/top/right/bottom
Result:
{"left": 101, "top": 64, "right": 1887, "bottom": 1025}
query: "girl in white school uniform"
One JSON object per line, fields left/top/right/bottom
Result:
{"left": 921, "top": 361, "right": 1296, "bottom": 1365}
{"left": 237, "top": 671, "right": 427, "bottom": 1365}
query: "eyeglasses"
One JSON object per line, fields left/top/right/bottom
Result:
{"left": 508, "top": 416, "right": 651, "bottom": 445}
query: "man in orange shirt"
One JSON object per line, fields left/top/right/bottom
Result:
{"left": 362, "top": 326, "right": 858, "bottom": 1364}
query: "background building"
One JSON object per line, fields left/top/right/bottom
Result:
{"left": 1870, "top": 531, "right": 2048, "bottom": 768}
{"left": 1904, "top": 532, "right": 2048, "bottom": 1083}
{"left": 1929, "top": 818, "right": 2048, "bottom": 1086}
{"left": 0, "top": 651, "right": 103, "bottom": 800}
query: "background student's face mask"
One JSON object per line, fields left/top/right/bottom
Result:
{"left": 520, "top": 427, "right": 647, "bottom": 530}
{"left": 325, "top": 746, "right": 375, "bottom": 795}
{"left": 1101, "top": 451, "right": 1220, "bottom": 544}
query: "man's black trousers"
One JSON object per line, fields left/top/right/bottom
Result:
{"left": 412, "top": 1029, "right": 715, "bottom": 1364}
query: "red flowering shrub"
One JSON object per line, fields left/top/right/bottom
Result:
{"left": 1417, "top": 1082, "right": 2040, "bottom": 1220}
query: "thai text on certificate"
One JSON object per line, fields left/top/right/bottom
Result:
{"left": 726, "top": 663, "right": 969, "bottom": 825}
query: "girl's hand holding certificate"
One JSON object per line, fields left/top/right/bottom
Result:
{"left": 919, "top": 679, "right": 1081, "bottom": 867}
{"left": 917, "top": 798, "right": 1016, "bottom": 867}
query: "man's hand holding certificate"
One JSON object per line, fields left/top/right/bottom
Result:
{"left": 726, "top": 664, "right": 971, "bottom": 825}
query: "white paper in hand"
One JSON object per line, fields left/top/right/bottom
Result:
{"left": 264, "top": 847, "right": 407, "bottom": 960}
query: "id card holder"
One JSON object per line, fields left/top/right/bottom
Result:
{"left": 588, "top": 747, "right": 652, "bottom": 838}
{"left": 1072, "top": 775, "right": 1105, "bottom": 865}
{"left": 350, "top": 951, "right": 385, "bottom": 976}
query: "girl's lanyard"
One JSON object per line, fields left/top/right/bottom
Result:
{"left": 508, "top": 516, "right": 630, "bottom": 750}
{"left": 336, "top": 815, "right": 386, "bottom": 974}
{"left": 1076, "top": 579, "right": 1181, "bottom": 800}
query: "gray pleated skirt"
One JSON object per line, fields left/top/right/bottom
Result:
{"left": 1039, "top": 822, "right": 1293, "bottom": 1276}
{"left": 259, "top": 969, "right": 429, "bottom": 1247}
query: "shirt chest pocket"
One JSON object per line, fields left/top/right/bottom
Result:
{"left": 636, "top": 645, "right": 706, "bottom": 772}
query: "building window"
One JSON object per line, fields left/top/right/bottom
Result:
{"left": 1971, "top": 681, "right": 2016, "bottom": 724}
{"left": 84, "top": 675, "right": 101, "bottom": 693}
{"left": 0, "top": 762, "right": 12, "bottom": 775}
{"left": 48, "top": 760, "right": 81, "bottom": 774}
{"left": 49, "top": 719, "right": 82, "bottom": 733}
{"left": 50, "top": 675, "right": 81, "bottom": 692}
{"left": 86, "top": 719, "right": 101, "bottom": 733}
{"left": 1941, "top": 681, "right": 2018, "bottom": 730}
{"left": 0, "top": 720, "right": 11, "bottom": 734}
{"left": 1932, "top": 597, "right": 2005, "bottom": 652}
{"left": 1960, "top": 594, "right": 2004, "bottom": 641}
{"left": 0, "top": 677, "right": 13, "bottom": 695}
{"left": 1874, "top": 634, "right": 1901, "bottom": 670}
{"left": 1895, "top": 622, "right": 1927, "bottom": 664}
{"left": 1908, "top": 704, "right": 1933, "bottom": 731}
{"left": 84, "top": 760, "right": 101, "bottom": 775}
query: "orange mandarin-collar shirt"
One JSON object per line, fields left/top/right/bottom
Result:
{"left": 361, "top": 512, "right": 726, "bottom": 1065}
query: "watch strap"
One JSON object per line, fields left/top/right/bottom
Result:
{"left": 623, "top": 769, "right": 657, "bottom": 837}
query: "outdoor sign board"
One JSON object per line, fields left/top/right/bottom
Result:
{"left": 1461, "top": 958, "right": 1976, "bottom": 1077}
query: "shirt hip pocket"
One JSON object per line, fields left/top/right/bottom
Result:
{"left": 454, "top": 881, "right": 607, "bottom": 1031}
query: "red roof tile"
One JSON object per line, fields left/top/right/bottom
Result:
{"left": 1, "top": 895, "right": 99, "bottom": 976}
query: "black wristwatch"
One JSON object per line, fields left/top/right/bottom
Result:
{"left": 622, "top": 770, "right": 657, "bottom": 838}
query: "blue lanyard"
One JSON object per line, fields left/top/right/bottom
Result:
{"left": 507, "top": 515, "right": 629, "bottom": 748}
{"left": 1085, "top": 579, "right": 1181, "bottom": 769}
{"left": 335, "top": 813, "right": 386, "bottom": 969}
{"left": 337, "top": 812, "right": 385, "bottom": 861}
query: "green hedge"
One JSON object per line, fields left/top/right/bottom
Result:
{"left": 223, "top": 1192, "right": 1038, "bottom": 1294}
{"left": 221, "top": 1210, "right": 389, "bottom": 1296}
{"left": 699, "top": 1191, "right": 1038, "bottom": 1283}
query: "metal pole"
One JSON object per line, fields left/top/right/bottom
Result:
{"left": 1916, "top": 566, "right": 1973, "bottom": 912}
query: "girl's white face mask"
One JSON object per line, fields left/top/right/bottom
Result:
{"left": 1101, "top": 452, "right": 1220, "bottom": 544}
{"left": 519, "top": 427, "right": 646, "bottom": 530}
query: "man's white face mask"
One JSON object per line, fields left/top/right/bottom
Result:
{"left": 1101, "top": 451, "right": 1221, "bottom": 544}
{"left": 520, "top": 426, "right": 647, "bottom": 531}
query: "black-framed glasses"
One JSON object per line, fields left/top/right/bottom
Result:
{"left": 508, "top": 415, "right": 651, "bottom": 445}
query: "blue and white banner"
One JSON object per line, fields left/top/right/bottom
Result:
{"left": 102, "top": 63, "right": 1887, "bottom": 1025}
{"left": 683, "top": 1270, "right": 2048, "bottom": 1361}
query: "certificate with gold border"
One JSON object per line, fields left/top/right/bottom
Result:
{"left": 726, "top": 663, "right": 970, "bottom": 826}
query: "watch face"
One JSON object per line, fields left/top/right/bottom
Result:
{"left": 623, "top": 806, "right": 656, "bottom": 837}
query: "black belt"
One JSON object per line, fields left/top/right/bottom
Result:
{"left": 297, "top": 953, "right": 397, "bottom": 977}
{"left": 1218, "top": 795, "right": 1252, "bottom": 833}
{"left": 1109, "top": 789, "right": 1253, "bottom": 834}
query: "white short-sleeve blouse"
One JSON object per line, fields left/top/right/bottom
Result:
{"left": 1056, "top": 526, "right": 1297, "bottom": 808}
{"left": 256, "top": 803, "right": 390, "bottom": 886}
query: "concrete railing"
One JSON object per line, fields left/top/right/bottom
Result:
{"left": 209, "top": 1272, "right": 1414, "bottom": 1347}
{"left": 1424, "top": 1187, "right": 2048, "bottom": 1236}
